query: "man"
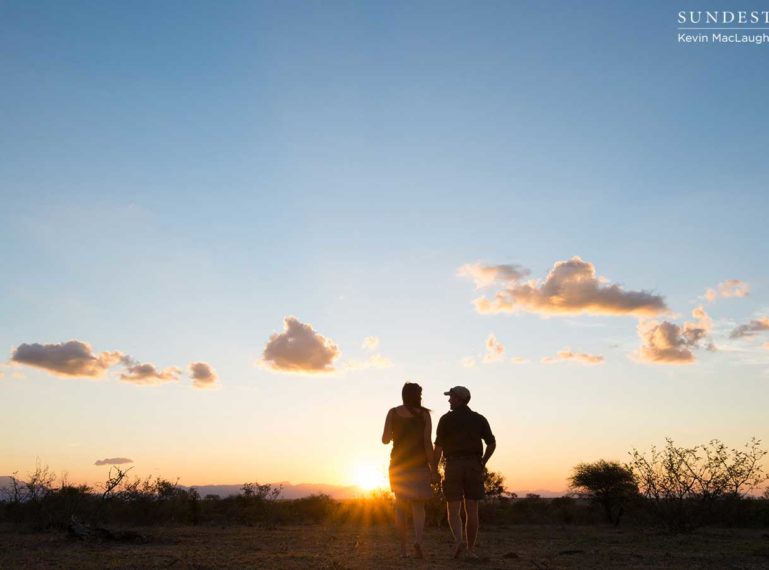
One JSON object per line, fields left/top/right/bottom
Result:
{"left": 433, "top": 386, "right": 496, "bottom": 559}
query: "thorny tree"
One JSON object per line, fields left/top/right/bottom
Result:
{"left": 628, "top": 437, "right": 767, "bottom": 532}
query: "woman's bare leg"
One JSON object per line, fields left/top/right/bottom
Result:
{"left": 395, "top": 497, "right": 409, "bottom": 556}
{"left": 411, "top": 500, "right": 425, "bottom": 557}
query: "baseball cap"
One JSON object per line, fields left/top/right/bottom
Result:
{"left": 444, "top": 386, "right": 471, "bottom": 401}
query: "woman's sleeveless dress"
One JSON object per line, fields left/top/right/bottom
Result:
{"left": 389, "top": 410, "right": 433, "bottom": 500}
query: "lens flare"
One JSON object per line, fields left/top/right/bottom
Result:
{"left": 352, "top": 462, "right": 387, "bottom": 491}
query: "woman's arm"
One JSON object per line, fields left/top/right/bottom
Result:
{"left": 381, "top": 408, "right": 394, "bottom": 444}
{"left": 423, "top": 411, "right": 433, "bottom": 466}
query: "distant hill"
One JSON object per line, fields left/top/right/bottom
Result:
{"left": 0, "top": 475, "right": 20, "bottom": 498}
{"left": 0, "top": 475, "right": 361, "bottom": 500}
{"left": 153, "top": 483, "right": 566, "bottom": 500}
{"left": 511, "top": 489, "right": 564, "bottom": 498}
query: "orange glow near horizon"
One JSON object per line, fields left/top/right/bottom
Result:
{"left": 351, "top": 461, "right": 388, "bottom": 492}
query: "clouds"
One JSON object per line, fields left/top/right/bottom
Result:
{"left": 343, "top": 353, "right": 393, "bottom": 371}
{"left": 345, "top": 335, "right": 393, "bottom": 370}
{"left": 189, "top": 362, "right": 218, "bottom": 389}
{"left": 729, "top": 317, "right": 769, "bottom": 340}
{"left": 460, "top": 334, "right": 538, "bottom": 366}
{"left": 462, "top": 257, "right": 668, "bottom": 317}
{"left": 705, "top": 279, "right": 749, "bottom": 302}
{"left": 259, "top": 320, "right": 394, "bottom": 374}
{"left": 462, "top": 333, "right": 514, "bottom": 366}
{"left": 94, "top": 457, "right": 133, "bottom": 466}
{"left": 119, "top": 361, "right": 181, "bottom": 385}
{"left": 10, "top": 339, "right": 216, "bottom": 388}
{"left": 634, "top": 307, "right": 714, "bottom": 365}
{"left": 457, "top": 257, "right": 753, "bottom": 367}
{"left": 483, "top": 334, "right": 505, "bottom": 363}
{"left": 541, "top": 349, "right": 604, "bottom": 365}
{"left": 457, "top": 263, "right": 530, "bottom": 289}
{"left": 635, "top": 321, "right": 697, "bottom": 364}
{"left": 261, "top": 317, "right": 341, "bottom": 373}
{"left": 11, "top": 341, "right": 124, "bottom": 379}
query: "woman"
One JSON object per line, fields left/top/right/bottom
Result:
{"left": 381, "top": 382, "right": 434, "bottom": 559}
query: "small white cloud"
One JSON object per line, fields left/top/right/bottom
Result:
{"left": 634, "top": 312, "right": 708, "bottom": 365}
{"left": 457, "top": 263, "right": 530, "bottom": 289}
{"left": 94, "top": 457, "right": 133, "bottom": 466}
{"left": 361, "top": 336, "right": 380, "bottom": 351}
{"left": 482, "top": 333, "right": 505, "bottom": 363}
{"left": 510, "top": 356, "right": 529, "bottom": 364}
{"left": 120, "top": 361, "right": 180, "bottom": 385}
{"left": 261, "top": 316, "right": 340, "bottom": 374}
{"left": 705, "top": 279, "right": 750, "bottom": 302}
{"left": 730, "top": 317, "right": 769, "bottom": 340}
{"left": 541, "top": 349, "right": 604, "bottom": 365}
{"left": 344, "top": 354, "right": 393, "bottom": 370}
{"left": 461, "top": 357, "right": 476, "bottom": 368}
{"left": 189, "top": 362, "right": 218, "bottom": 389}
{"left": 633, "top": 306, "right": 715, "bottom": 365}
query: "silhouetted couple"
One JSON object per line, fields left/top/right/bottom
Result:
{"left": 381, "top": 383, "right": 496, "bottom": 560}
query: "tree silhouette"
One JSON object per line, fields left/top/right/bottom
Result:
{"left": 628, "top": 438, "right": 767, "bottom": 532}
{"left": 569, "top": 460, "right": 638, "bottom": 526}
{"left": 483, "top": 467, "right": 510, "bottom": 500}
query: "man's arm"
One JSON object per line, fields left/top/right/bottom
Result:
{"left": 481, "top": 442, "right": 496, "bottom": 467}
{"left": 480, "top": 415, "right": 496, "bottom": 466}
{"left": 381, "top": 408, "right": 394, "bottom": 444}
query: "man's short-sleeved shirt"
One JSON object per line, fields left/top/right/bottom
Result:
{"left": 434, "top": 406, "right": 495, "bottom": 459}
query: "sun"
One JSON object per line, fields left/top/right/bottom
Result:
{"left": 352, "top": 462, "right": 388, "bottom": 492}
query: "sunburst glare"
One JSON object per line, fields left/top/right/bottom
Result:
{"left": 352, "top": 462, "right": 388, "bottom": 492}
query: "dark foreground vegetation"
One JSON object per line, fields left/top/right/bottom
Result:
{"left": 1, "top": 438, "right": 768, "bottom": 567}
{"left": 4, "top": 467, "right": 768, "bottom": 534}
{"left": 4, "top": 438, "right": 768, "bottom": 532}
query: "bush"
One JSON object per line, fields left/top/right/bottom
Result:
{"left": 628, "top": 437, "right": 767, "bottom": 532}
{"left": 569, "top": 460, "right": 638, "bottom": 526}
{"left": 288, "top": 493, "right": 335, "bottom": 523}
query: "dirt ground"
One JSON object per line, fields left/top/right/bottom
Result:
{"left": 2, "top": 523, "right": 769, "bottom": 569}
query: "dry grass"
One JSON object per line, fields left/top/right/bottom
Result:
{"left": 2, "top": 523, "right": 769, "bottom": 569}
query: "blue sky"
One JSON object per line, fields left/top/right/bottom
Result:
{"left": 2, "top": 1, "right": 768, "bottom": 491}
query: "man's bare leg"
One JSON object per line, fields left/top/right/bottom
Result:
{"left": 465, "top": 499, "right": 480, "bottom": 557}
{"left": 411, "top": 500, "right": 425, "bottom": 557}
{"left": 395, "top": 498, "right": 409, "bottom": 556}
{"left": 446, "top": 500, "right": 465, "bottom": 558}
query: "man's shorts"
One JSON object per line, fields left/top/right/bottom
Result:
{"left": 442, "top": 456, "right": 485, "bottom": 501}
